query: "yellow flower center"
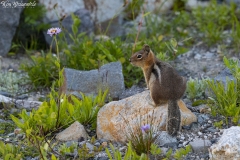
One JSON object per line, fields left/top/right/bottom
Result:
{"left": 50, "top": 29, "right": 57, "bottom": 33}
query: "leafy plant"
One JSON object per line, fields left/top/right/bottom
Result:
{"left": 192, "top": 0, "right": 235, "bottom": 45}
{"left": 106, "top": 142, "right": 146, "bottom": 160}
{"left": 0, "top": 71, "right": 29, "bottom": 95}
{"left": 11, "top": 87, "right": 108, "bottom": 158}
{"left": 207, "top": 79, "right": 240, "bottom": 125}
{"left": 67, "top": 89, "right": 108, "bottom": 128}
{"left": 106, "top": 142, "right": 191, "bottom": 160}
{"left": 186, "top": 77, "right": 208, "bottom": 102}
{"left": 207, "top": 57, "right": 240, "bottom": 126}
{"left": 58, "top": 142, "right": 77, "bottom": 155}
{"left": 174, "top": 145, "right": 192, "bottom": 160}
{"left": 20, "top": 51, "right": 59, "bottom": 87}
{"left": 0, "top": 141, "right": 22, "bottom": 160}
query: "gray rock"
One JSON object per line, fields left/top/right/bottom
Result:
{"left": 119, "top": 85, "right": 145, "bottom": 100}
{"left": 94, "top": 142, "right": 100, "bottom": 147}
{"left": 61, "top": 62, "right": 125, "bottom": 99}
{"left": 0, "top": 95, "right": 41, "bottom": 111}
{"left": 207, "top": 127, "right": 218, "bottom": 133}
{"left": 15, "top": 99, "right": 42, "bottom": 111}
{"left": 56, "top": 121, "right": 88, "bottom": 142}
{"left": 189, "top": 139, "right": 211, "bottom": 153}
{"left": 156, "top": 131, "right": 178, "bottom": 147}
{"left": 0, "top": 0, "right": 27, "bottom": 56}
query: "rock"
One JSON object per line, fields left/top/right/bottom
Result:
{"left": 40, "top": 0, "right": 173, "bottom": 24}
{"left": 119, "top": 85, "right": 145, "bottom": 100}
{"left": 15, "top": 99, "right": 42, "bottom": 111}
{"left": 61, "top": 62, "right": 125, "bottom": 99}
{"left": 43, "top": 9, "right": 94, "bottom": 48}
{"left": 97, "top": 90, "right": 197, "bottom": 142}
{"left": 0, "top": 95, "right": 41, "bottom": 110}
{"left": 209, "top": 126, "right": 240, "bottom": 160}
{"left": 56, "top": 121, "right": 88, "bottom": 141}
{"left": 207, "top": 127, "right": 218, "bottom": 133}
{"left": 189, "top": 139, "right": 211, "bottom": 153}
{"left": 156, "top": 131, "right": 178, "bottom": 148}
{"left": 0, "top": 0, "right": 27, "bottom": 56}
{"left": 39, "top": 0, "right": 123, "bottom": 23}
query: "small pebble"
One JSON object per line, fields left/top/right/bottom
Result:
{"left": 198, "top": 132, "right": 203, "bottom": 136}
{"left": 94, "top": 142, "right": 100, "bottom": 147}
{"left": 5, "top": 138, "right": 10, "bottom": 142}
{"left": 183, "top": 141, "right": 189, "bottom": 146}
{"left": 101, "top": 142, "right": 108, "bottom": 148}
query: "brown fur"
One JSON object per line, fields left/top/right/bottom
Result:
{"left": 129, "top": 44, "right": 187, "bottom": 136}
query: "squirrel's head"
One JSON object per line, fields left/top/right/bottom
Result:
{"left": 129, "top": 44, "right": 153, "bottom": 67}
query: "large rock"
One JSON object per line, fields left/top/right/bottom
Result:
{"left": 56, "top": 121, "right": 88, "bottom": 141}
{"left": 97, "top": 90, "right": 197, "bottom": 142}
{"left": 39, "top": 0, "right": 173, "bottom": 23}
{"left": 209, "top": 126, "right": 240, "bottom": 160}
{"left": 0, "top": 0, "right": 27, "bottom": 56}
{"left": 39, "top": 0, "right": 123, "bottom": 23}
{"left": 61, "top": 62, "right": 125, "bottom": 99}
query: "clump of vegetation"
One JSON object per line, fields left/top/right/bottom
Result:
{"left": 207, "top": 57, "right": 240, "bottom": 126}
{"left": 186, "top": 77, "right": 208, "bottom": 102}
{"left": 106, "top": 141, "right": 191, "bottom": 160}
{"left": 0, "top": 71, "right": 29, "bottom": 95}
{"left": 0, "top": 141, "right": 23, "bottom": 160}
{"left": 11, "top": 87, "right": 108, "bottom": 159}
{"left": 192, "top": 1, "right": 235, "bottom": 45}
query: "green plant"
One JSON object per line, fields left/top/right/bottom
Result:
{"left": 207, "top": 57, "right": 240, "bottom": 126}
{"left": 119, "top": 109, "right": 160, "bottom": 155}
{"left": 192, "top": 0, "right": 235, "bottom": 45}
{"left": 67, "top": 89, "right": 108, "bottom": 128}
{"left": 213, "top": 120, "right": 223, "bottom": 129}
{"left": 223, "top": 56, "right": 240, "bottom": 103}
{"left": 207, "top": 79, "right": 240, "bottom": 125}
{"left": 0, "top": 71, "right": 29, "bottom": 95}
{"left": 58, "top": 142, "right": 77, "bottom": 155}
{"left": 106, "top": 142, "right": 191, "bottom": 160}
{"left": 20, "top": 51, "right": 59, "bottom": 87}
{"left": 186, "top": 77, "right": 208, "bottom": 102}
{"left": 0, "top": 121, "right": 15, "bottom": 134}
{"left": 106, "top": 142, "right": 146, "bottom": 160}
{"left": 11, "top": 87, "right": 108, "bottom": 158}
{"left": 0, "top": 141, "right": 22, "bottom": 160}
{"left": 174, "top": 145, "right": 192, "bottom": 160}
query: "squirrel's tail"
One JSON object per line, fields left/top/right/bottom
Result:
{"left": 167, "top": 100, "right": 181, "bottom": 136}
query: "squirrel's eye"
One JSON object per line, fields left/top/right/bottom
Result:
{"left": 137, "top": 54, "right": 142, "bottom": 59}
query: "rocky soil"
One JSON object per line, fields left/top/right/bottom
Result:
{"left": 0, "top": 43, "right": 235, "bottom": 159}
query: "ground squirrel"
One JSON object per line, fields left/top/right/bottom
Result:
{"left": 129, "top": 44, "right": 187, "bottom": 136}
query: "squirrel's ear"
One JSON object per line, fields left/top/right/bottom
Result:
{"left": 143, "top": 44, "right": 150, "bottom": 53}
